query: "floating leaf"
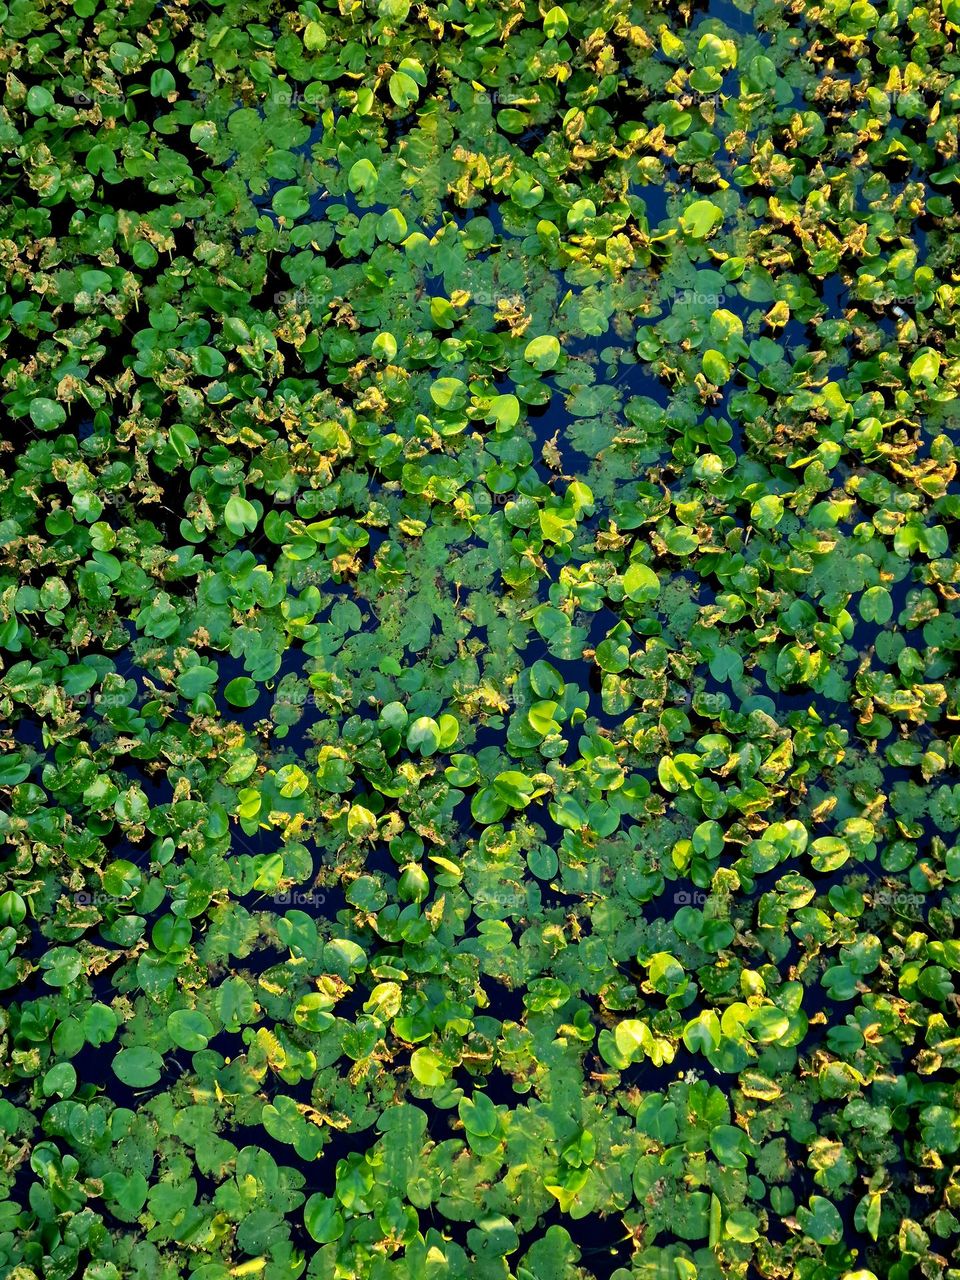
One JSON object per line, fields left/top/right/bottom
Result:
{"left": 679, "top": 199, "right": 723, "bottom": 237}
{"left": 524, "top": 334, "right": 562, "bottom": 370}
{"left": 224, "top": 677, "right": 260, "bottom": 708}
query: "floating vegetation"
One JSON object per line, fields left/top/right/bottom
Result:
{"left": 2, "top": 0, "right": 960, "bottom": 1277}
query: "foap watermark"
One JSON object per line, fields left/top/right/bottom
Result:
{"left": 69, "top": 90, "right": 125, "bottom": 108}
{"left": 481, "top": 481, "right": 562, "bottom": 505}
{"left": 620, "top": 272, "right": 726, "bottom": 309}
{"left": 275, "top": 689, "right": 338, "bottom": 710}
{"left": 70, "top": 890, "right": 117, "bottom": 906}
{"left": 475, "top": 887, "right": 529, "bottom": 911}
{"left": 470, "top": 290, "right": 525, "bottom": 309}
{"left": 263, "top": 88, "right": 307, "bottom": 107}
{"left": 872, "top": 889, "right": 924, "bottom": 908}
{"left": 674, "top": 889, "right": 710, "bottom": 906}
{"left": 194, "top": 87, "right": 309, "bottom": 108}
{"left": 475, "top": 90, "right": 527, "bottom": 106}
{"left": 274, "top": 288, "right": 321, "bottom": 309}
{"left": 64, "top": 692, "right": 136, "bottom": 710}
{"left": 269, "top": 888, "right": 328, "bottom": 907}
{"left": 674, "top": 288, "right": 726, "bottom": 308}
